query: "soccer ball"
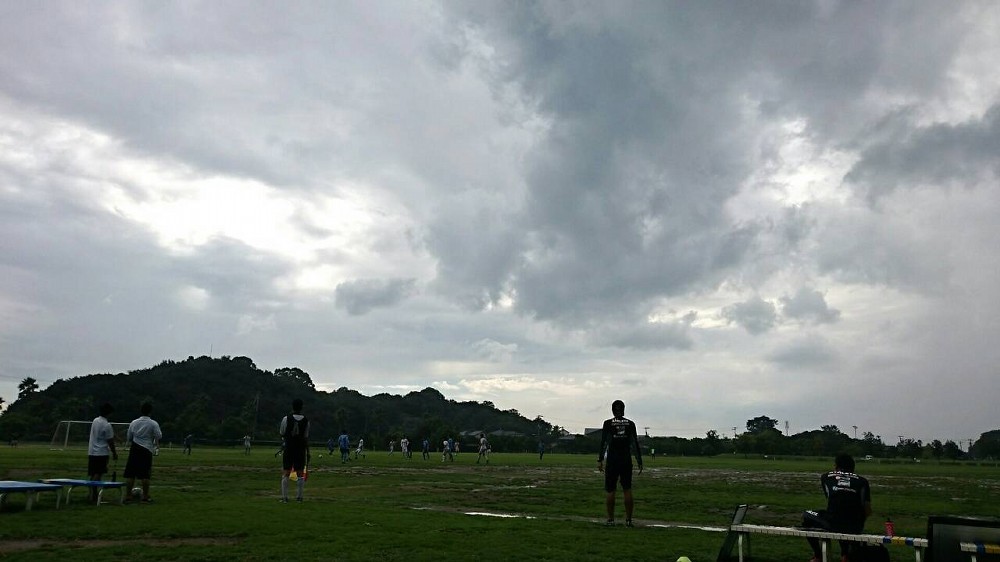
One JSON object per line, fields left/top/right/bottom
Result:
{"left": 131, "top": 487, "right": 143, "bottom": 500}
{"left": 676, "top": 557, "right": 693, "bottom": 562}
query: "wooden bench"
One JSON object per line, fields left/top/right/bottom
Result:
{"left": 960, "top": 541, "right": 1000, "bottom": 561}
{"left": 40, "top": 479, "right": 126, "bottom": 506}
{"left": 730, "top": 523, "right": 928, "bottom": 562}
{"left": 0, "top": 480, "right": 63, "bottom": 511}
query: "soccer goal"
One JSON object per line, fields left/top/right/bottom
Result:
{"left": 49, "top": 420, "right": 130, "bottom": 450}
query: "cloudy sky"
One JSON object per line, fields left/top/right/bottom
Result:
{"left": 2, "top": 1, "right": 998, "bottom": 443}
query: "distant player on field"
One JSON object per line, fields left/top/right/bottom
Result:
{"left": 355, "top": 437, "right": 365, "bottom": 459}
{"left": 401, "top": 436, "right": 410, "bottom": 459}
{"left": 338, "top": 430, "right": 351, "bottom": 463}
{"left": 422, "top": 437, "right": 430, "bottom": 460}
{"left": 243, "top": 434, "right": 252, "bottom": 455}
{"left": 598, "top": 399, "right": 643, "bottom": 527}
{"left": 476, "top": 433, "right": 490, "bottom": 464}
{"left": 279, "top": 398, "right": 310, "bottom": 503}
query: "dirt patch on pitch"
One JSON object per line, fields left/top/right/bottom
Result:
{"left": 0, "top": 537, "right": 242, "bottom": 554}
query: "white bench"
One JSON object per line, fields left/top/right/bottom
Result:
{"left": 730, "top": 523, "right": 928, "bottom": 562}
{"left": 0, "top": 480, "right": 63, "bottom": 511}
{"left": 960, "top": 541, "right": 1000, "bottom": 561}
{"left": 40, "top": 479, "right": 126, "bottom": 506}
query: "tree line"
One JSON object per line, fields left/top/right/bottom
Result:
{"left": 3, "top": 362, "right": 998, "bottom": 458}
{"left": 0, "top": 355, "right": 553, "bottom": 452}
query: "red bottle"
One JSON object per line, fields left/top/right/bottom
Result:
{"left": 884, "top": 518, "right": 894, "bottom": 536}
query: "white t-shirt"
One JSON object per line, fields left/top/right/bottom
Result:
{"left": 127, "top": 415, "right": 163, "bottom": 452}
{"left": 88, "top": 416, "right": 114, "bottom": 456}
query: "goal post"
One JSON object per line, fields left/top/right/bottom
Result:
{"left": 49, "top": 420, "right": 130, "bottom": 450}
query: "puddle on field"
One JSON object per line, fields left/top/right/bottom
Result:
{"left": 648, "top": 523, "right": 727, "bottom": 532}
{"left": 465, "top": 511, "right": 536, "bottom": 519}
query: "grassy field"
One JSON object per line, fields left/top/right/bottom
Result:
{"left": 1, "top": 445, "right": 998, "bottom": 561}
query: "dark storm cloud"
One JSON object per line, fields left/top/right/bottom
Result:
{"left": 846, "top": 104, "right": 1000, "bottom": 200}
{"left": 335, "top": 278, "right": 418, "bottom": 316}
{"left": 721, "top": 296, "right": 778, "bottom": 335}
{"left": 780, "top": 287, "right": 840, "bottom": 324}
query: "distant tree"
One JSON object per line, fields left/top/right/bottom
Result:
{"left": 930, "top": 439, "right": 944, "bottom": 459}
{"left": 860, "top": 432, "right": 884, "bottom": 457}
{"left": 702, "top": 430, "right": 722, "bottom": 455}
{"left": 334, "top": 407, "right": 348, "bottom": 432}
{"left": 174, "top": 394, "right": 211, "bottom": 437}
{"left": 274, "top": 367, "right": 315, "bottom": 389}
{"left": 971, "top": 430, "right": 1000, "bottom": 459}
{"left": 53, "top": 396, "right": 93, "bottom": 422}
{"left": 942, "top": 440, "right": 963, "bottom": 460}
{"left": 0, "top": 395, "right": 5, "bottom": 411}
{"left": 821, "top": 425, "right": 841, "bottom": 434}
{"left": 17, "top": 377, "right": 39, "bottom": 400}
{"left": 746, "top": 415, "right": 779, "bottom": 434}
{"left": 896, "top": 438, "right": 923, "bottom": 459}
{"left": 239, "top": 397, "right": 259, "bottom": 435}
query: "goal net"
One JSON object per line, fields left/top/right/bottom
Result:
{"left": 50, "top": 420, "right": 131, "bottom": 450}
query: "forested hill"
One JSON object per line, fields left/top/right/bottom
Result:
{"left": 0, "top": 355, "right": 548, "bottom": 446}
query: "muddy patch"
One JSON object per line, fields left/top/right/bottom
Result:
{"left": 0, "top": 537, "right": 242, "bottom": 554}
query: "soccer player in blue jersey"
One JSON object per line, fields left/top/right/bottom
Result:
{"left": 338, "top": 430, "right": 350, "bottom": 463}
{"left": 597, "top": 400, "right": 643, "bottom": 527}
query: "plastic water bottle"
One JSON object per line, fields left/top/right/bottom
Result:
{"left": 884, "top": 518, "right": 894, "bottom": 536}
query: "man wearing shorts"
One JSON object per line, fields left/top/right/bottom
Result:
{"left": 476, "top": 433, "right": 490, "bottom": 464}
{"left": 279, "top": 398, "right": 310, "bottom": 502}
{"left": 87, "top": 402, "right": 118, "bottom": 503}
{"left": 598, "top": 399, "right": 643, "bottom": 527}
{"left": 338, "top": 430, "right": 350, "bottom": 463}
{"left": 123, "top": 402, "right": 162, "bottom": 503}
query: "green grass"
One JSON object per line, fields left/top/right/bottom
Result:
{"left": 1, "top": 446, "right": 998, "bottom": 561}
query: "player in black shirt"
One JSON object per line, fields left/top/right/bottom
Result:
{"left": 597, "top": 400, "right": 643, "bottom": 527}
{"left": 802, "top": 453, "right": 872, "bottom": 562}
{"left": 279, "top": 398, "right": 310, "bottom": 503}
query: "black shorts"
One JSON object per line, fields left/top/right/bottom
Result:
{"left": 604, "top": 459, "right": 633, "bottom": 492}
{"left": 283, "top": 446, "right": 307, "bottom": 472}
{"left": 123, "top": 445, "right": 154, "bottom": 480}
{"left": 88, "top": 455, "right": 110, "bottom": 477}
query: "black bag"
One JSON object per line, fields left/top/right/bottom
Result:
{"left": 849, "top": 544, "right": 890, "bottom": 562}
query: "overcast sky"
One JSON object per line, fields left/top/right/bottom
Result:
{"left": 2, "top": 1, "right": 998, "bottom": 443}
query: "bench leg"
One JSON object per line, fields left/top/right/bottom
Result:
{"left": 738, "top": 532, "right": 745, "bottom": 562}
{"left": 25, "top": 491, "right": 35, "bottom": 511}
{"left": 821, "top": 539, "right": 829, "bottom": 562}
